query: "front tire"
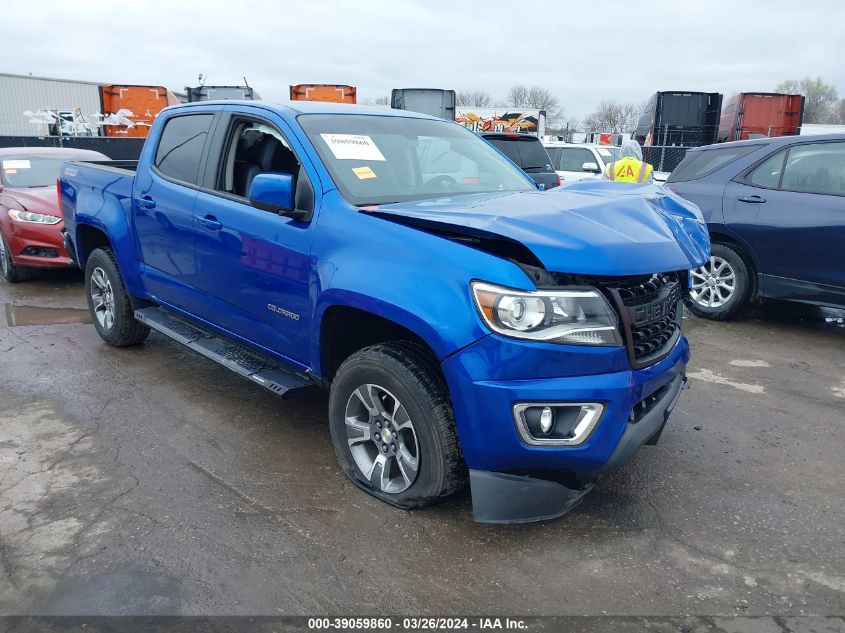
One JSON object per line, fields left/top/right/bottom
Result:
{"left": 685, "top": 243, "right": 752, "bottom": 321}
{"left": 0, "top": 232, "right": 30, "bottom": 283}
{"left": 84, "top": 248, "right": 150, "bottom": 346}
{"left": 328, "top": 342, "right": 466, "bottom": 509}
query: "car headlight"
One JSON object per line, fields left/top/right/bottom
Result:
{"left": 471, "top": 281, "right": 622, "bottom": 346}
{"left": 8, "top": 209, "right": 61, "bottom": 225}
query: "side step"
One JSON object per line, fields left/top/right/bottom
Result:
{"left": 135, "top": 307, "right": 312, "bottom": 397}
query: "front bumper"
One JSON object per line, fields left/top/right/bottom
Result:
{"left": 469, "top": 373, "right": 686, "bottom": 523}
{"left": 441, "top": 334, "right": 690, "bottom": 523}
{"left": 5, "top": 220, "right": 73, "bottom": 269}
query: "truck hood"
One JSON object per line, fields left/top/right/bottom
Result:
{"left": 2, "top": 186, "right": 61, "bottom": 216}
{"left": 365, "top": 181, "right": 709, "bottom": 276}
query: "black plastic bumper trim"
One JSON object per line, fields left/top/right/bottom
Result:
{"left": 597, "top": 373, "right": 686, "bottom": 476}
{"left": 61, "top": 230, "right": 78, "bottom": 266}
{"left": 469, "top": 470, "right": 593, "bottom": 524}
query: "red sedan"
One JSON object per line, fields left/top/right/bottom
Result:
{"left": 0, "top": 147, "right": 108, "bottom": 282}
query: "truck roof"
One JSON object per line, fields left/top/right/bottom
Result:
{"left": 172, "top": 99, "right": 438, "bottom": 119}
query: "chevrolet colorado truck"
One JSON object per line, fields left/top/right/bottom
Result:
{"left": 61, "top": 101, "right": 709, "bottom": 523}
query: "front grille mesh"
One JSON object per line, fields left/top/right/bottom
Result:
{"left": 619, "top": 273, "right": 681, "bottom": 363}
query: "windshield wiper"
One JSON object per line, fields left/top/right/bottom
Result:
{"left": 356, "top": 201, "right": 401, "bottom": 207}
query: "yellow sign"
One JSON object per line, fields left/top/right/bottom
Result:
{"left": 352, "top": 166, "right": 377, "bottom": 180}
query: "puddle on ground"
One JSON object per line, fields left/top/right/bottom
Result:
{"left": 1, "top": 303, "right": 91, "bottom": 327}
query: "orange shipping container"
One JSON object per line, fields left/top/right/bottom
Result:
{"left": 289, "top": 84, "right": 356, "bottom": 104}
{"left": 100, "top": 85, "right": 180, "bottom": 138}
{"left": 718, "top": 93, "right": 805, "bottom": 142}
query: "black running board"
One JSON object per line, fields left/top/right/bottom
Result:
{"left": 135, "top": 307, "right": 312, "bottom": 396}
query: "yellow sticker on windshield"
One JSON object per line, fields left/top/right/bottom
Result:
{"left": 352, "top": 166, "right": 377, "bottom": 180}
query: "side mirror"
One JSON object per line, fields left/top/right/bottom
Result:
{"left": 248, "top": 173, "right": 306, "bottom": 220}
{"left": 582, "top": 162, "right": 601, "bottom": 174}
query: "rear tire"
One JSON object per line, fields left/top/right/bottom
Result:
{"left": 84, "top": 248, "right": 150, "bottom": 346}
{"left": 0, "top": 232, "right": 30, "bottom": 283}
{"left": 328, "top": 341, "right": 466, "bottom": 509}
{"left": 684, "top": 243, "right": 752, "bottom": 321}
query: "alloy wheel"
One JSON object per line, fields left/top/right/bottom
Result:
{"left": 689, "top": 256, "right": 736, "bottom": 308}
{"left": 344, "top": 383, "right": 420, "bottom": 494}
{"left": 90, "top": 267, "right": 116, "bottom": 330}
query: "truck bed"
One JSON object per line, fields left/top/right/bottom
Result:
{"left": 73, "top": 159, "right": 138, "bottom": 174}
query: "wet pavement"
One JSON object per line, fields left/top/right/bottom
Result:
{"left": 0, "top": 271, "right": 843, "bottom": 617}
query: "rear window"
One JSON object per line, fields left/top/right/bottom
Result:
{"left": 154, "top": 114, "right": 214, "bottom": 185}
{"left": 667, "top": 144, "right": 761, "bottom": 183}
{"left": 485, "top": 136, "right": 552, "bottom": 172}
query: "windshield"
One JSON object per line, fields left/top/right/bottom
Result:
{"left": 596, "top": 146, "right": 621, "bottom": 162}
{"left": 0, "top": 158, "right": 66, "bottom": 188}
{"left": 485, "top": 136, "right": 552, "bottom": 172}
{"left": 299, "top": 114, "right": 534, "bottom": 206}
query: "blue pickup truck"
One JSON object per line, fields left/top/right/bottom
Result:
{"left": 61, "top": 101, "right": 709, "bottom": 523}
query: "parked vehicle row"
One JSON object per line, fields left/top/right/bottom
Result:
{"left": 59, "top": 100, "right": 709, "bottom": 523}
{"left": 5, "top": 99, "right": 841, "bottom": 524}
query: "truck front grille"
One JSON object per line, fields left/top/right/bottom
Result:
{"left": 588, "top": 273, "right": 682, "bottom": 369}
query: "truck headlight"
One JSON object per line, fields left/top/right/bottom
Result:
{"left": 471, "top": 281, "right": 622, "bottom": 346}
{"left": 8, "top": 209, "right": 61, "bottom": 225}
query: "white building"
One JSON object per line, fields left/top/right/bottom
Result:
{"left": 0, "top": 73, "right": 103, "bottom": 136}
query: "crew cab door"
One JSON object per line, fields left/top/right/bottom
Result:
{"left": 133, "top": 110, "right": 218, "bottom": 312}
{"left": 189, "top": 108, "right": 319, "bottom": 368}
{"left": 723, "top": 140, "right": 845, "bottom": 297}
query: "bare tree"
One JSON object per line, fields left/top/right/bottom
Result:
{"left": 371, "top": 95, "right": 391, "bottom": 106}
{"left": 507, "top": 85, "right": 530, "bottom": 107}
{"left": 583, "top": 100, "right": 641, "bottom": 133}
{"left": 507, "top": 85, "right": 562, "bottom": 123}
{"left": 456, "top": 89, "right": 492, "bottom": 107}
{"left": 776, "top": 77, "right": 839, "bottom": 123}
{"left": 839, "top": 99, "right": 845, "bottom": 125}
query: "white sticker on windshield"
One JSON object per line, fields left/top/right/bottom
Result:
{"left": 320, "top": 134, "right": 386, "bottom": 161}
{"left": 3, "top": 159, "right": 31, "bottom": 169}
{"left": 597, "top": 149, "right": 612, "bottom": 157}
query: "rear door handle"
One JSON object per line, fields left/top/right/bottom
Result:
{"left": 198, "top": 215, "right": 223, "bottom": 231}
{"left": 738, "top": 195, "right": 766, "bottom": 203}
{"left": 138, "top": 196, "right": 156, "bottom": 209}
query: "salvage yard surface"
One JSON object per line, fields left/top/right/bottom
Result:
{"left": 0, "top": 272, "right": 843, "bottom": 616}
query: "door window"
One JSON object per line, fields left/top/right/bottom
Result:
{"left": 154, "top": 114, "right": 214, "bottom": 185}
{"left": 780, "top": 142, "right": 845, "bottom": 196}
{"left": 558, "top": 148, "right": 595, "bottom": 171}
{"left": 214, "top": 118, "right": 313, "bottom": 211}
{"left": 744, "top": 150, "right": 787, "bottom": 189}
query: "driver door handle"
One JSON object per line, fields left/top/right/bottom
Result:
{"left": 138, "top": 196, "right": 156, "bottom": 209}
{"left": 198, "top": 215, "right": 223, "bottom": 231}
{"left": 738, "top": 195, "right": 766, "bottom": 204}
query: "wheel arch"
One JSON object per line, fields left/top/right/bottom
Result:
{"left": 76, "top": 224, "right": 112, "bottom": 268}
{"left": 317, "top": 304, "right": 442, "bottom": 384}
{"left": 707, "top": 229, "right": 760, "bottom": 300}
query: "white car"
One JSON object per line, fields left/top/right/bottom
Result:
{"left": 542, "top": 142, "right": 621, "bottom": 184}
{"left": 544, "top": 142, "right": 670, "bottom": 185}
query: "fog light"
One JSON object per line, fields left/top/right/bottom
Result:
{"left": 539, "top": 407, "right": 554, "bottom": 434}
{"left": 513, "top": 402, "right": 605, "bottom": 446}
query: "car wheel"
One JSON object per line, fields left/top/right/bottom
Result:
{"left": 328, "top": 341, "right": 466, "bottom": 509}
{"left": 0, "top": 232, "right": 30, "bottom": 283}
{"left": 85, "top": 248, "right": 150, "bottom": 346}
{"left": 685, "top": 243, "right": 752, "bottom": 321}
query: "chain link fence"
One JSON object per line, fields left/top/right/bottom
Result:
{"left": 0, "top": 136, "right": 145, "bottom": 161}
{"left": 642, "top": 145, "right": 690, "bottom": 173}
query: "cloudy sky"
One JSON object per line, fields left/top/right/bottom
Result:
{"left": 2, "top": 0, "right": 843, "bottom": 120}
